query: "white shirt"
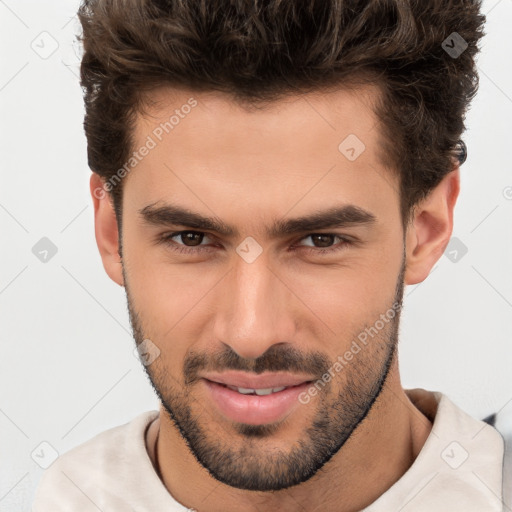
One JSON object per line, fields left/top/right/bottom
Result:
{"left": 31, "top": 389, "right": 510, "bottom": 511}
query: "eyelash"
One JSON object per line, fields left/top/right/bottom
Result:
{"left": 158, "top": 231, "right": 354, "bottom": 256}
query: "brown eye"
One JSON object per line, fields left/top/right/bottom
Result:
{"left": 308, "top": 234, "right": 336, "bottom": 248}
{"left": 299, "top": 234, "right": 339, "bottom": 248}
{"left": 178, "top": 231, "right": 205, "bottom": 246}
{"left": 295, "top": 233, "right": 353, "bottom": 255}
{"left": 159, "top": 230, "right": 215, "bottom": 254}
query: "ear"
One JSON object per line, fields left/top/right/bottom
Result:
{"left": 404, "top": 166, "right": 460, "bottom": 285}
{"left": 90, "top": 173, "right": 124, "bottom": 287}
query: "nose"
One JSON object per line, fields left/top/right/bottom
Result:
{"left": 212, "top": 251, "right": 297, "bottom": 360}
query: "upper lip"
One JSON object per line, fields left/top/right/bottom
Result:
{"left": 202, "top": 371, "right": 315, "bottom": 389}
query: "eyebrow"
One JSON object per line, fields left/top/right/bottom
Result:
{"left": 139, "top": 203, "right": 377, "bottom": 238}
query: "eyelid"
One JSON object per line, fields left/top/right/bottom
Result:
{"left": 158, "top": 229, "right": 355, "bottom": 255}
{"left": 296, "top": 233, "right": 349, "bottom": 246}
{"left": 162, "top": 230, "right": 216, "bottom": 246}
{"left": 160, "top": 230, "right": 350, "bottom": 244}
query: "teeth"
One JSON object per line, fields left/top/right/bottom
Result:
{"left": 236, "top": 387, "right": 256, "bottom": 394}
{"left": 226, "top": 385, "right": 287, "bottom": 395}
{"left": 255, "top": 388, "right": 274, "bottom": 396}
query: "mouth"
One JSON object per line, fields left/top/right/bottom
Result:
{"left": 202, "top": 377, "right": 314, "bottom": 426}
{"left": 213, "top": 381, "right": 310, "bottom": 396}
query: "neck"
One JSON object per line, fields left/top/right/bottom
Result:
{"left": 152, "top": 363, "right": 432, "bottom": 512}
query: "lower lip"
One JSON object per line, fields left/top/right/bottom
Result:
{"left": 203, "top": 379, "right": 312, "bottom": 425}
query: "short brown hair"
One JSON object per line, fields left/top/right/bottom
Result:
{"left": 77, "top": 0, "right": 485, "bottom": 228}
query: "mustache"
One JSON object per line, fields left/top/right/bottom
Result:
{"left": 183, "top": 344, "right": 332, "bottom": 386}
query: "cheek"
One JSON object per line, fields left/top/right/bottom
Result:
{"left": 123, "top": 237, "right": 221, "bottom": 344}
{"left": 286, "top": 251, "right": 401, "bottom": 336}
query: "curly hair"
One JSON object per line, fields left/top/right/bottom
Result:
{"left": 77, "top": 0, "right": 486, "bottom": 228}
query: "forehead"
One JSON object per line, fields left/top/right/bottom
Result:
{"left": 136, "top": 84, "right": 384, "bottom": 154}
{"left": 126, "top": 85, "right": 399, "bottom": 229}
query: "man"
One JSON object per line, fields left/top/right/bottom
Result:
{"left": 32, "top": 0, "right": 510, "bottom": 510}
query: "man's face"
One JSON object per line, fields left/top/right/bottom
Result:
{"left": 120, "top": 86, "right": 407, "bottom": 491}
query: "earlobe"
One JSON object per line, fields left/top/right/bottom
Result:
{"left": 90, "top": 173, "right": 124, "bottom": 287}
{"left": 404, "top": 167, "right": 460, "bottom": 285}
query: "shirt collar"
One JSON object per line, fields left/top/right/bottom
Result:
{"left": 362, "top": 388, "right": 505, "bottom": 511}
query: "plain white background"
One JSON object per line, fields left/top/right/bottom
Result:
{"left": 0, "top": 0, "right": 511, "bottom": 510}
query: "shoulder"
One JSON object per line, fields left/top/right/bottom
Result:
{"left": 489, "top": 408, "right": 512, "bottom": 510}
{"left": 404, "top": 389, "right": 506, "bottom": 509}
{"left": 32, "top": 410, "right": 159, "bottom": 512}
